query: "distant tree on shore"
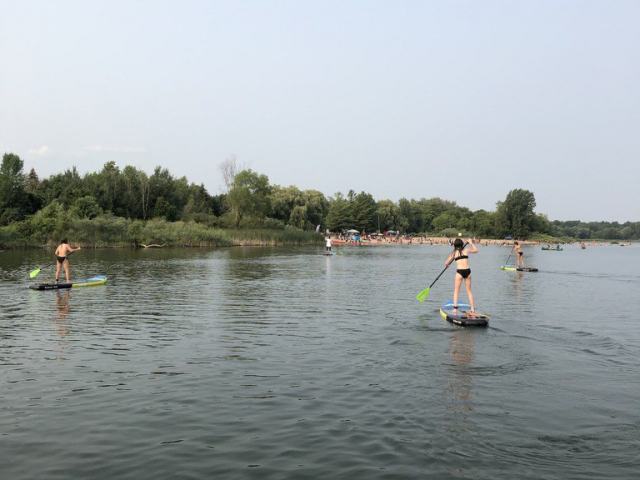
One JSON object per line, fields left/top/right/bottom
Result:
{"left": 495, "top": 189, "right": 537, "bottom": 239}
{"left": 226, "top": 169, "right": 271, "bottom": 228}
{"left": 0, "top": 153, "right": 31, "bottom": 225}
{"left": 1, "top": 153, "right": 638, "bottom": 242}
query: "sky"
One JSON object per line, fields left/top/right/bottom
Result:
{"left": 1, "top": 0, "right": 638, "bottom": 223}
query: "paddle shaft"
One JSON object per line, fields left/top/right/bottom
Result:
{"left": 505, "top": 251, "right": 513, "bottom": 265}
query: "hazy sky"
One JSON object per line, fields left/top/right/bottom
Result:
{"left": 1, "top": 1, "right": 638, "bottom": 222}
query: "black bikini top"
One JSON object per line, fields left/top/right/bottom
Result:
{"left": 454, "top": 255, "right": 468, "bottom": 261}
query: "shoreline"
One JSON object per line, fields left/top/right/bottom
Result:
{"left": 330, "top": 236, "right": 619, "bottom": 247}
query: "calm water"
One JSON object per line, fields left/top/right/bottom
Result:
{"left": 1, "top": 244, "right": 639, "bottom": 479}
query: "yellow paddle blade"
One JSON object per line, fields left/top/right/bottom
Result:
{"left": 29, "top": 268, "right": 41, "bottom": 278}
{"left": 416, "top": 287, "right": 431, "bottom": 302}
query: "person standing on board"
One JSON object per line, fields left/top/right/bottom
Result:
{"left": 55, "top": 238, "right": 81, "bottom": 283}
{"left": 511, "top": 240, "right": 525, "bottom": 268}
{"left": 446, "top": 238, "right": 478, "bottom": 313}
{"left": 325, "top": 236, "right": 332, "bottom": 255}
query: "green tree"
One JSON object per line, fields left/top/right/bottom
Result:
{"left": 303, "top": 190, "right": 329, "bottom": 230}
{"left": 0, "top": 153, "right": 27, "bottom": 225}
{"left": 39, "top": 167, "right": 88, "bottom": 207}
{"left": 376, "top": 199, "right": 400, "bottom": 232}
{"left": 531, "top": 213, "right": 555, "bottom": 237}
{"left": 120, "top": 166, "right": 142, "bottom": 219}
{"left": 22, "top": 167, "right": 44, "bottom": 215}
{"left": 226, "top": 169, "right": 271, "bottom": 228}
{"left": 398, "top": 198, "right": 428, "bottom": 233}
{"left": 351, "top": 191, "right": 377, "bottom": 233}
{"left": 288, "top": 204, "right": 308, "bottom": 229}
{"left": 70, "top": 195, "right": 103, "bottom": 219}
{"left": 495, "top": 189, "right": 537, "bottom": 238}
{"left": 269, "top": 186, "right": 330, "bottom": 230}
{"left": 270, "top": 185, "right": 305, "bottom": 224}
{"left": 433, "top": 212, "right": 457, "bottom": 232}
{"left": 470, "top": 210, "right": 495, "bottom": 237}
{"left": 149, "top": 167, "right": 178, "bottom": 218}
{"left": 84, "top": 161, "right": 126, "bottom": 216}
{"left": 153, "top": 196, "right": 179, "bottom": 221}
{"left": 325, "top": 192, "right": 353, "bottom": 231}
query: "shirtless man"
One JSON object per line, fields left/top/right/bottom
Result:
{"left": 55, "top": 238, "right": 81, "bottom": 283}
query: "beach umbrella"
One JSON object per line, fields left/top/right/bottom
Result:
{"left": 346, "top": 229, "right": 359, "bottom": 234}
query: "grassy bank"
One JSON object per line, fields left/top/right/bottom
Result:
{"left": 0, "top": 217, "right": 322, "bottom": 249}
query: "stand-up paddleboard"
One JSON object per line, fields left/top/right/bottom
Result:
{"left": 440, "top": 300, "right": 489, "bottom": 327}
{"left": 29, "top": 275, "right": 107, "bottom": 291}
{"left": 501, "top": 265, "right": 539, "bottom": 272}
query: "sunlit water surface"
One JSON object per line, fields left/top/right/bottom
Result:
{"left": 1, "top": 244, "right": 639, "bottom": 479}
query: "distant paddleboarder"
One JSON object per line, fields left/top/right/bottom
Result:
{"left": 325, "top": 236, "right": 332, "bottom": 255}
{"left": 55, "top": 238, "right": 81, "bottom": 283}
{"left": 445, "top": 238, "right": 478, "bottom": 313}
{"left": 511, "top": 240, "right": 525, "bottom": 268}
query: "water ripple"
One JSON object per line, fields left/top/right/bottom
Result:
{"left": 1, "top": 246, "right": 640, "bottom": 479}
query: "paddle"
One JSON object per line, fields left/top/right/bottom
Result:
{"left": 504, "top": 249, "right": 514, "bottom": 267}
{"left": 29, "top": 250, "right": 76, "bottom": 279}
{"left": 416, "top": 242, "right": 468, "bottom": 302}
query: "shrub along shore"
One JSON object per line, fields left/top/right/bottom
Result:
{"left": 0, "top": 213, "right": 600, "bottom": 250}
{"left": 0, "top": 217, "right": 323, "bottom": 249}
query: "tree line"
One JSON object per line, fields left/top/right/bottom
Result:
{"left": 1, "top": 153, "right": 638, "bottom": 243}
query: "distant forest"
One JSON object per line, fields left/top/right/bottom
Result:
{"left": 0, "top": 153, "right": 638, "bottom": 247}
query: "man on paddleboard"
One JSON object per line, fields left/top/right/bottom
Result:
{"left": 55, "top": 238, "right": 81, "bottom": 283}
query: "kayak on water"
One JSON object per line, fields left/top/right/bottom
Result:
{"left": 541, "top": 247, "right": 563, "bottom": 251}
{"left": 440, "top": 300, "right": 490, "bottom": 327}
{"left": 29, "top": 275, "right": 107, "bottom": 291}
{"left": 501, "top": 265, "right": 539, "bottom": 272}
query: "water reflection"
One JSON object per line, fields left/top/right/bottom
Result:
{"left": 445, "top": 330, "right": 476, "bottom": 436}
{"left": 510, "top": 271, "right": 524, "bottom": 302}
{"left": 56, "top": 290, "right": 70, "bottom": 321}
{"left": 325, "top": 255, "right": 332, "bottom": 278}
{"left": 2, "top": 246, "right": 640, "bottom": 480}
{"left": 54, "top": 290, "right": 71, "bottom": 359}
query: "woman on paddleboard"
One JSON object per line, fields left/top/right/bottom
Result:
{"left": 55, "top": 238, "right": 81, "bottom": 283}
{"left": 446, "top": 238, "right": 478, "bottom": 312}
{"left": 325, "top": 236, "right": 332, "bottom": 254}
{"left": 511, "top": 240, "right": 525, "bottom": 268}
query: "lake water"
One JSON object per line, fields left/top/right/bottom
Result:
{"left": 1, "top": 244, "right": 639, "bottom": 479}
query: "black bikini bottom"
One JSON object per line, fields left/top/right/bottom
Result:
{"left": 457, "top": 269, "right": 471, "bottom": 279}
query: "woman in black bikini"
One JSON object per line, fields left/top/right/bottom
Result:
{"left": 54, "top": 238, "right": 81, "bottom": 283}
{"left": 511, "top": 240, "right": 524, "bottom": 268}
{"left": 445, "top": 238, "right": 478, "bottom": 313}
